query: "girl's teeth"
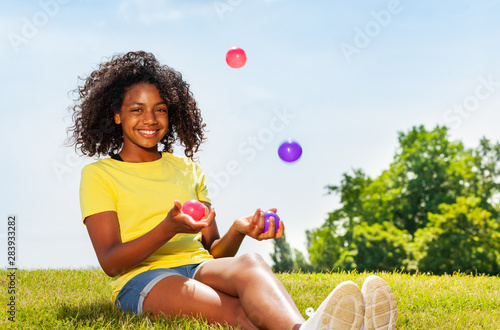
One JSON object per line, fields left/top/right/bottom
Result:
{"left": 140, "top": 130, "right": 156, "bottom": 134}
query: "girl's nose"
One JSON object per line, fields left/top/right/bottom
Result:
{"left": 143, "top": 110, "right": 157, "bottom": 124}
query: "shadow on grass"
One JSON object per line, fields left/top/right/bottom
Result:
{"left": 55, "top": 300, "right": 212, "bottom": 329}
{"left": 56, "top": 300, "right": 144, "bottom": 327}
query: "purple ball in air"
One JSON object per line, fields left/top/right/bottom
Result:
{"left": 263, "top": 211, "right": 280, "bottom": 233}
{"left": 278, "top": 139, "right": 302, "bottom": 162}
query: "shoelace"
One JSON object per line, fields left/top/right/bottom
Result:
{"left": 305, "top": 307, "right": 315, "bottom": 318}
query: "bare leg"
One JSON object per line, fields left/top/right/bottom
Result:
{"left": 143, "top": 275, "right": 258, "bottom": 329}
{"left": 195, "top": 252, "right": 305, "bottom": 330}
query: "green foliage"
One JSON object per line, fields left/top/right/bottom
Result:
{"left": 468, "top": 138, "right": 500, "bottom": 218}
{"left": 389, "top": 126, "right": 471, "bottom": 234}
{"left": 351, "top": 221, "right": 411, "bottom": 272}
{"left": 325, "top": 168, "right": 371, "bottom": 236}
{"left": 270, "top": 232, "right": 313, "bottom": 273}
{"left": 292, "top": 248, "right": 313, "bottom": 272}
{"left": 306, "top": 125, "right": 500, "bottom": 274}
{"left": 412, "top": 196, "right": 500, "bottom": 275}
{"left": 270, "top": 232, "right": 294, "bottom": 272}
{"left": 305, "top": 227, "right": 344, "bottom": 272}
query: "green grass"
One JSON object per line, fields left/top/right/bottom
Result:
{"left": 1, "top": 269, "right": 499, "bottom": 329}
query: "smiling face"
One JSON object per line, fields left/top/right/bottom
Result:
{"left": 114, "top": 83, "right": 169, "bottom": 160}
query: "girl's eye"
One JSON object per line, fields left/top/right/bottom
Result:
{"left": 131, "top": 108, "right": 142, "bottom": 112}
{"left": 157, "top": 108, "right": 168, "bottom": 113}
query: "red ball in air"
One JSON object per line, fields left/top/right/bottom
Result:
{"left": 226, "top": 47, "right": 247, "bottom": 69}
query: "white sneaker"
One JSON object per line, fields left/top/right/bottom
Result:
{"left": 300, "top": 280, "right": 364, "bottom": 330}
{"left": 361, "top": 275, "right": 397, "bottom": 330}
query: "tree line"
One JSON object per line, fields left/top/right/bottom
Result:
{"left": 271, "top": 125, "right": 500, "bottom": 275}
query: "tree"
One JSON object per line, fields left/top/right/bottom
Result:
{"left": 412, "top": 196, "right": 500, "bottom": 275}
{"left": 468, "top": 138, "right": 500, "bottom": 219}
{"left": 306, "top": 227, "right": 345, "bottom": 272}
{"left": 270, "top": 232, "right": 294, "bottom": 273}
{"left": 270, "top": 232, "right": 313, "bottom": 273}
{"left": 325, "top": 168, "right": 371, "bottom": 237}
{"left": 307, "top": 125, "right": 500, "bottom": 273}
{"left": 351, "top": 221, "right": 411, "bottom": 272}
{"left": 293, "top": 248, "right": 313, "bottom": 272}
{"left": 388, "top": 125, "right": 473, "bottom": 234}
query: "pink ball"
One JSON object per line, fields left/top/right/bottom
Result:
{"left": 182, "top": 200, "right": 205, "bottom": 221}
{"left": 226, "top": 47, "right": 247, "bottom": 69}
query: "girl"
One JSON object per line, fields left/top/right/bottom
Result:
{"left": 68, "top": 51, "right": 396, "bottom": 330}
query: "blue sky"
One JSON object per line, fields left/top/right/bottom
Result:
{"left": 1, "top": 0, "right": 499, "bottom": 269}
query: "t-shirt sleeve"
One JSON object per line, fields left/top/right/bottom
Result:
{"left": 79, "top": 165, "right": 117, "bottom": 224}
{"left": 194, "top": 162, "right": 211, "bottom": 204}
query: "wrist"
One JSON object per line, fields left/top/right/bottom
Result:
{"left": 230, "top": 221, "right": 246, "bottom": 239}
{"left": 159, "top": 218, "right": 177, "bottom": 241}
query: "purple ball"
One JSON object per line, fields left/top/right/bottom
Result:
{"left": 263, "top": 211, "right": 280, "bottom": 233}
{"left": 278, "top": 139, "right": 302, "bottom": 162}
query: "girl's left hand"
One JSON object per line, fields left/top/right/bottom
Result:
{"left": 234, "top": 208, "right": 284, "bottom": 241}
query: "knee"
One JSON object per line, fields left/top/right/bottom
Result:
{"left": 234, "top": 252, "right": 271, "bottom": 274}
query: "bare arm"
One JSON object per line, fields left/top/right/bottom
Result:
{"left": 85, "top": 200, "right": 214, "bottom": 277}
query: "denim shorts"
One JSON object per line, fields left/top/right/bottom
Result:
{"left": 114, "top": 261, "right": 210, "bottom": 315}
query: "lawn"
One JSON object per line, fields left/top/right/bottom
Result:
{"left": 1, "top": 269, "right": 499, "bottom": 329}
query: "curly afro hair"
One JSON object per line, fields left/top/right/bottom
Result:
{"left": 68, "top": 51, "right": 206, "bottom": 159}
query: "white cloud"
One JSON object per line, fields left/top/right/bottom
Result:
{"left": 118, "top": 0, "right": 182, "bottom": 24}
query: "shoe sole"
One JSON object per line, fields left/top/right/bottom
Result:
{"left": 361, "top": 275, "right": 397, "bottom": 330}
{"left": 318, "top": 280, "right": 364, "bottom": 330}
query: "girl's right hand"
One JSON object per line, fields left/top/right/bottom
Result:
{"left": 163, "top": 200, "right": 215, "bottom": 235}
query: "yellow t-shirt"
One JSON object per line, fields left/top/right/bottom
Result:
{"left": 79, "top": 152, "right": 213, "bottom": 302}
